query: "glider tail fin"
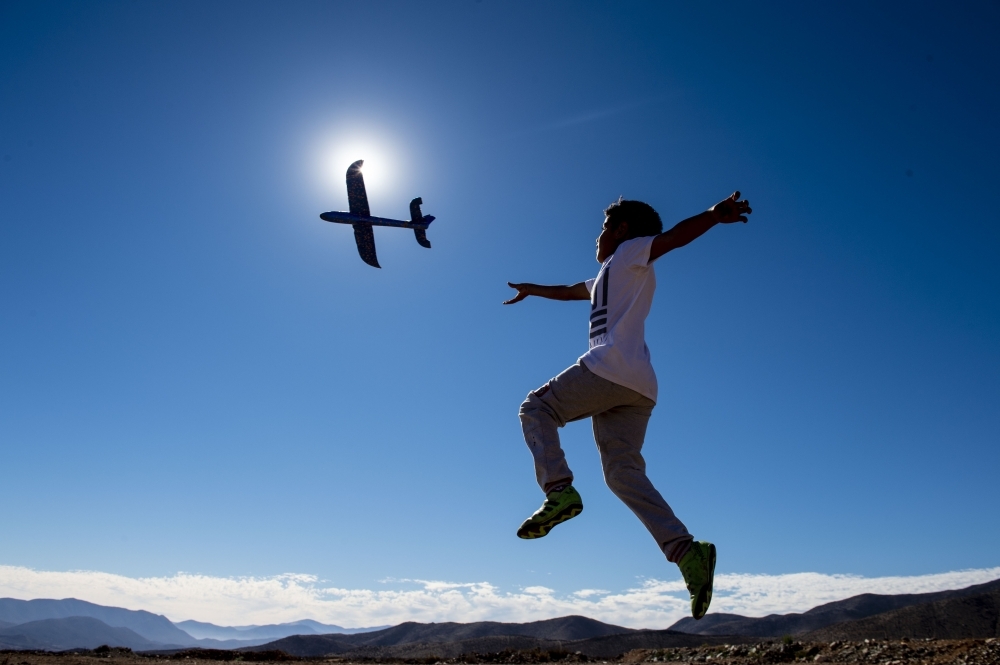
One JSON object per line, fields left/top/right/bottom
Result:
{"left": 409, "top": 197, "right": 433, "bottom": 249}
{"left": 414, "top": 228, "right": 431, "bottom": 249}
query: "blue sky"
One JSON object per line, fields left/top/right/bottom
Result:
{"left": 1, "top": 1, "right": 998, "bottom": 627}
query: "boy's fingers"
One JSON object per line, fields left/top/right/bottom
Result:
{"left": 732, "top": 191, "right": 740, "bottom": 200}
{"left": 739, "top": 215, "right": 748, "bottom": 223}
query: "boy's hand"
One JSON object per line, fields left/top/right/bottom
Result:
{"left": 649, "top": 192, "right": 752, "bottom": 262}
{"left": 504, "top": 282, "right": 532, "bottom": 305}
{"left": 711, "top": 191, "right": 752, "bottom": 223}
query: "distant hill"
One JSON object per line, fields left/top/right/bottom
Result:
{"left": 0, "top": 616, "right": 161, "bottom": 651}
{"left": 0, "top": 599, "right": 316, "bottom": 650}
{"left": 174, "top": 618, "right": 383, "bottom": 641}
{"left": 669, "top": 577, "right": 1000, "bottom": 637}
{"left": 359, "top": 615, "right": 636, "bottom": 643}
{"left": 0, "top": 598, "right": 196, "bottom": 646}
{"left": 0, "top": 598, "right": 350, "bottom": 650}
{"left": 242, "top": 616, "right": 638, "bottom": 657}
{"left": 245, "top": 620, "right": 748, "bottom": 659}
{"left": 804, "top": 586, "right": 1000, "bottom": 641}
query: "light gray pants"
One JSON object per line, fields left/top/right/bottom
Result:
{"left": 519, "top": 361, "right": 693, "bottom": 563}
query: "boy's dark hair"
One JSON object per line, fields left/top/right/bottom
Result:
{"left": 604, "top": 198, "right": 663, "bottom": 239}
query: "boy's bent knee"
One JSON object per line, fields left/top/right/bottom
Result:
{"left": 519, "top": 387, "right": 565, "bottom": 429}
{"left": 519, "top": 384, "right": 550, "bottom": 415}
{"left": 518, "top": 394, "right": 539, "bottom": 418}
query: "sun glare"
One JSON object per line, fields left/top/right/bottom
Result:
{"left": 318, "top": 136, "right": 404, "bottom": 202}
{"left": 306, "top": 121, "right": 415, "bottom": 213}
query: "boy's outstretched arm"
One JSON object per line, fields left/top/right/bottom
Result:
{"left": 503, "top": 282, "right": 590, "bottom": 305}
{"left": 648, "top": 191, "right": 752, "bottom": 263}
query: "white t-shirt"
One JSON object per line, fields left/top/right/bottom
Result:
{"left": 580, "top": 235, "right": 659, "bottom": 402}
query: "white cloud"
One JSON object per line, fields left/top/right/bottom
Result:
{"left": 0, "top": 564, "right": 997, "bottom": 630}
{"left": 573, "top": 589, "right": 610, "bottom": 598}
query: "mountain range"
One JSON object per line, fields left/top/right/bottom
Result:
{"left": 668, "top": 577, "right": 1000, "bottom": 637}
{"left": 0, "top": 577, "right": 997, "bottom": 656}
{"left": 174, "top": 618, "right": 385, "bottom": 641}
{"left": 0, "top": 616, "right": 159, "bottom": 651}
{"left": 0, "top": 598, "right": 380, "bottom": 650}
{"left": 239, "top": 616, "right": 746, "bottom": 659}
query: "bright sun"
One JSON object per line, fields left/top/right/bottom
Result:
{"left": 325, "top": 140, "right": 399, "bottom": 197}
{"left": 310, "top": 123, "right": 411, "bottom": 208}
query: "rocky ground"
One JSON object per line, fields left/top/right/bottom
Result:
{"left": 622, "top": 638, "right": 1000, "bottom": 664}
{"left": 2, "top": 639, "right": 999, "bottom": 665}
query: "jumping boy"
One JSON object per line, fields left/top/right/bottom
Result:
{"left": 503, "top": 192, "right": 752, "bottom": 620}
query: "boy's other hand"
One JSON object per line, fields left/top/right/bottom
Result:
{"left": 711, "top": 191, "right": 752, "bottom": 223}
{"left": 504, "top": 282, "right": 531, "bottom": 305}
{"left": 504, "top": 282, "right": 590, "bottom": 303}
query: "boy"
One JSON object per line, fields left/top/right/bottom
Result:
{"left": 503, "top": 192, "right": 752, "bottom": 620}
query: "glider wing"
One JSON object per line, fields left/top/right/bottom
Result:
{"left": 352, "top": 223, "right": 380, "bottom": 268}
{"left": 346, "top": 160, "right": 379, "bottom": 267}
{"left": 346, "top": 160, "right": 370, "bottom": 216}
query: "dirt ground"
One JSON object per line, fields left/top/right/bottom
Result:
{"left": 3, "top": 639, "right": 999, "bottom": 665}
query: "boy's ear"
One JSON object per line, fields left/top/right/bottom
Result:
{"left": 614, "top": 221, "right": 629, "bottom": 239}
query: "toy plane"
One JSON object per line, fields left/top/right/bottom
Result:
{"left": 319, "top": 159, "right": 435, "bottom": 268}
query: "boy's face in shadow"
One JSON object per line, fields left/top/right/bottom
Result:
{"left": 596, "top": 216, "right": 629, "bottom": 263}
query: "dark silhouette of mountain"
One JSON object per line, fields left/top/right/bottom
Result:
{"left": 669, "top": 577, "right": 1000, "bottom": 637}
{"left": 804, "top": 587, "right": 1000, "bottom": 641}
{"left": 249, "top": 627, "right": 748, "bottom": 659}
{"left": 240, "top": 617, "right": 756, "bottom": 659}
{"left": 0, "top": 598, "right": 197, "bottom": 645}
{"left": 242, "top": 616, "right": 637, "bottom": 657}
{"left": 241, "top": 616, "right": 636, "bottom": 656}
{"left": 360, "top": 615, "right": 636, "bottom": 643}
{"left": 240, "top": 633, "right": 357, "bottom": 657}
{"left": 0, "top": 616, "right": 161, "bottom": 651}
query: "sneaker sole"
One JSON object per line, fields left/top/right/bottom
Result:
{"left": 516, "top": 503, "right": 583, "bottom": 539}
{"left": 692, "top": 543, "right": 717, "bottom": 620}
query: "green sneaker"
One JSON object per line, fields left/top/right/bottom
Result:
{"left": 516, "top": 486, "right": 583, "bottom": 539}
{"left": 678, "top": 541, "right": 716, "bottom": 620}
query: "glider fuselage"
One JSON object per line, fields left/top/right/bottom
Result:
{"left": 319, "top": 211, "right": 433, "bottom": 229}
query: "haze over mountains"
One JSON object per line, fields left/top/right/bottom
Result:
{"left": 0, "top": 578, "right": 997, "bottom": 656}
{"left": 0, "top": 599, "right": 381, "bottom": 651}
{"left": 174, "top": 618, "right": 385, "bottom": 642}
{"left": 0, "top": 616, "right": 160, "bottom": 652}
